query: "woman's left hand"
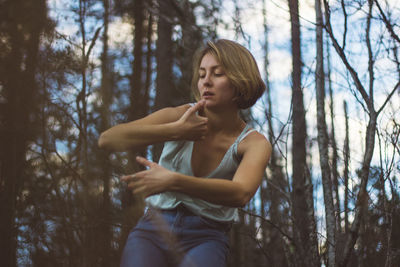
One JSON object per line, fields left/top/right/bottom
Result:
{"left": 121, "top": 156, "right": 174, "bottom": 197}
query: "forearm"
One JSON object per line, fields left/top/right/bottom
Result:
{"left": 170, "top": 173, "right": 252, "bottom": 207}
{"left": 98, "top": 122, "right": 180, "bottom": 151}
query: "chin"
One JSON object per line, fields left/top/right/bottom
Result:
{"left": 203, "top": 100, "right": 215, "bottom": 108}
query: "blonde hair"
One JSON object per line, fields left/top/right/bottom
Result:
{"left": 191, "top": 39, "right": 265, "bottom": 109}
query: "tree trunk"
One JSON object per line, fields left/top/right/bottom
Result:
{"left": 343, "top": 101, "right": 350, "bottom": 235}
{"left": 0, "top": 1, "right": 47, "bottom": 266}
{"left": 77, "top": 0, "right": 90, "bottom": 176}
{"left": 378, "top": 161, "right": 393, "bottom": 267}
{"left": 340, "top": 112, "right": 377, "bottom": 267}
{"left": 178, "top": 0, "right": 202, "bottom": 104}
{"left": 288, "top": 0, "right": 320, "bottom": 266}
{"left": 263, "top": 1, "right": 290, "bottom": 265}
{"left": 322, "top": 1, "right": 383, "bottom": 265}
{"left": 326, "top": 35, "right": 341, "bottom": 233}
{"left": 144, "top": 5, "right": 153, "bottom": 120}
{"left": 98, "top": 0, "right": 112, "bottom": 265}
{"left": 129, "top": 0, "right": 146, "bottom": 161}
{"left": 315, "top": 1, "right": 336, "bottom": 266}
{"left": 119, "top": 0, "right": 148, "bottom": 252}
{"left": 77, "top": 2, "right": 94, "bottom": 264}
{"left": 152, "top": 0, "right": 176, "bottom": 162}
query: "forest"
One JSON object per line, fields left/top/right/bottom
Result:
{"left": 0, "top": 0, "right": 399, "bottom": 266}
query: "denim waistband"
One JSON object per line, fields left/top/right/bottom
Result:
{"left": 147, "top": 204, "right": 232, "bottom": 233}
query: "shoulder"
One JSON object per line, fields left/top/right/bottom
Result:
{"left": 237, "top": 130, "right": 272, "bottom": 159}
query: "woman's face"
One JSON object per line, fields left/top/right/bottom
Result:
{"left": 197, "top": 53, "right": 236, "bottom": 109}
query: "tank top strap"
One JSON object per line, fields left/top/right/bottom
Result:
{"left": 235, "top": 124, "right": 254, "bottom": 144}
{"left": 238, "top": 128, "right": 257, "bottom": 143}
{"left": 232, "top": 125, "right": 257, "bottom": 162}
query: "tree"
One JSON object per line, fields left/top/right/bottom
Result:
{"left": 0, "top": 1, "right": 49, "bottom": 266}
{"left": 288, "top": 0, "right": 320, "bottom": 266}
{"left": 315, "top": 0, "right": 336, "bottom": 266}
{"left": 4, "top": 0, "right": 399, "bottom": 265}
{"left": 97, "top": 0, "right": 113, "bottom": 265}
{"left": 326, "top": 35, "right": 341, "bottom": 233}
{"left": 151, "top": 0, "right": 176, "bottom": 162}
{"left": 323, "top": 0, "right": 400, "bottom": 265}
{"left": 261, "top": 0, "right": 291, "bottom": 265}
{"left": 343, "top": 100, "right": 350, "bottom": 235}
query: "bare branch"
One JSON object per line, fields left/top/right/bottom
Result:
{"left": 341, "top": 0, "right": 348, "bottom": 50}
{"left": 240, "top": 209, "right": 293, "bottom": 242}
{"left": 374, "top": 0, "right": 400, "bottom": 44}
{"left": 86, "top": 26, "right": 103, "bottom": 61}
{"left": 366, "top": 0, "right": 375, "bottom": 104}
{"left": 377, "top": 81, "right": 400, "bottom": 115}
{"left": 323, "top": 0, "right": 372, "bottom": 110}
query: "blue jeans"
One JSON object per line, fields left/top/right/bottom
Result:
{"left": 120, "top": 205, "right": 231, "bottom": 267}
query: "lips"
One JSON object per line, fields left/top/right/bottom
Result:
{"left": 202, "top": 91, "right": 214, "bottom": 97}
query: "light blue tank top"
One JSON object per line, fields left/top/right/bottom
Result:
{"left": 145, "top": 123, "right": 257, "bottom": 222}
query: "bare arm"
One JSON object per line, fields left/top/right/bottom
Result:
{"left": 172, "top": 134, "right": 271, "bottom": 206}
{"left": 123, "top": 132, "right": 272, "bottom": 207}
{"left": 98, "top": 101, "right": 208, "bottom": 151}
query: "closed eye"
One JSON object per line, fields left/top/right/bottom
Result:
{"left": 199, "top": 71, "right": 224, "bottom": 78}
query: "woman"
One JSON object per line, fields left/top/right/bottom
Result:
{"left": 98, "top": 39, "right": 272, "bottom": 267}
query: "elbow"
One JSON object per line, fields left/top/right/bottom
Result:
{"left": 235, "top": 190, "right": 253, "bottom": 208}
{"left": 238, "top": 195, "right": 252, "bottom": 208}
{"left": 98, "top": 131, "right": 137, "bottom": 152}
{"left": 98, "top": 132, "right": 112, "bottom": 150}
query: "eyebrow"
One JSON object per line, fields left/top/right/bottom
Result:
{"left": 199, "top": 65, "right": 222, "bottom": 70}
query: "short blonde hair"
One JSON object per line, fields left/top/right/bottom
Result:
{"left": 191, "top": 39, "right": 265, "bottom": 109}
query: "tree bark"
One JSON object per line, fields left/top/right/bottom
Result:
{"left": 152, "top": 0, "right": 176, "bottom": 162}
{"left": 315, "top": 1, "right": 336, "bottom": 266}
{"left": 77, "top": 0, "right": 90, "bottom": 176}
{"left": 326, "top": 35, "right": 341, "bottom": 233}
{"left": 343, "top": 101, "right": 350, "bottom": 235}
{"left": 340, "top": 112, "right": 377, "bottom": 267}
{"left": 177, "top": 0, "right": 202, "bottom": 104}
{"left": 288, "top": 0, "right": 320, "bottom": 266}
{"left": 99, "top": 0, "right": 112, "bottom": 265}
{"left": 129, "top": 0, "right": 146, "bottom": 159}
{"left": 144, "top": 4, "right": 153, "bottom": 119}
{"left": 0, "top": 0, "right": 47, "bottom": 266}
{"left": 263, "top": 1, "right": 290, "bottom": 265}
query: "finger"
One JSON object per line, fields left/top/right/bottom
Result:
{"left": 127, "top": 179, "right": 143, "bottom": 190}
{"left": 121, "top": 169, "right": 149, "bottom": 181}
{"left": 121, "top": 173, "right": 138, "bottom": 182}
{"left": 199, "top": 115, "right": 208, "bottom": 122}
{"left": 130, "top": 181, "right": 148, "bottom": 193}
{"left": 136, "top": 156, "right": 154, "bottom": 168}
{"left": 196, "top": 101, "right": 209, "bottom": 119}
{"left": 185, "top": 100, "right": 205, "bottom": 116}
{"left": 133, "top": 185, "right": 156, "bottom": 198}
{"left": 192, "top": 100, "right": 206, "bottom": 112}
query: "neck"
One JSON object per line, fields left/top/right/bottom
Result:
{"left": 202, "top": 106, "right": 245, "bottom": 135}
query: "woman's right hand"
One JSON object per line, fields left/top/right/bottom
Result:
{"left": 175, "top": 100, "right": 208, "bottom": 140}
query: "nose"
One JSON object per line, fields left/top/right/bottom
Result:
{"left": 202, "top": 73, "right": 212, "bottom": 87}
